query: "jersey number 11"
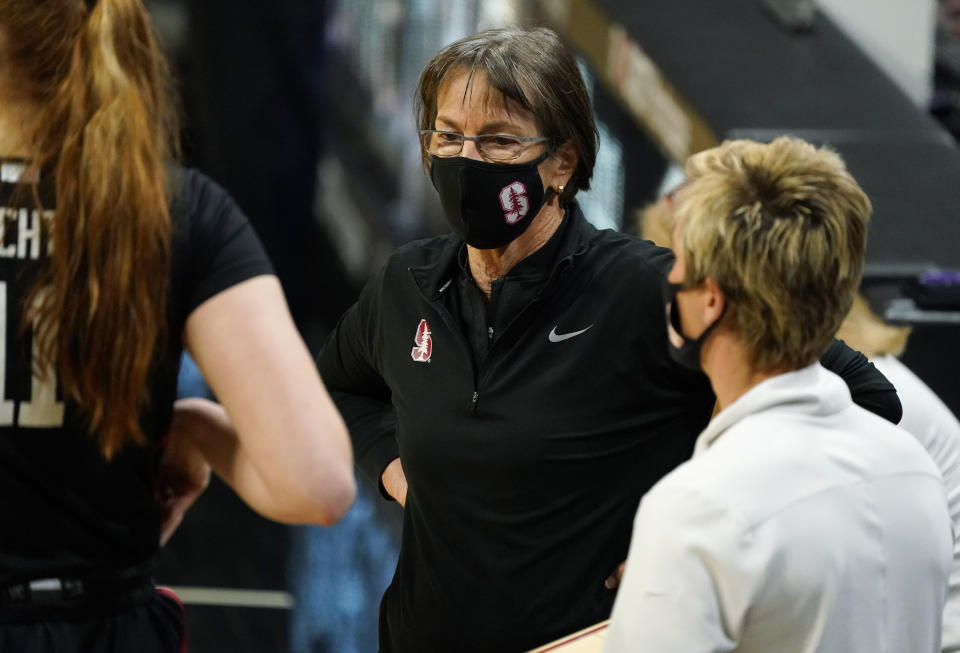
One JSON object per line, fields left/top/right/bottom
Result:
{"left": 0, "top": 280, "right": 66, "bottom": 427}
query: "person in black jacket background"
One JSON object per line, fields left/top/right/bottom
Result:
{"left": 318, "top": 25, "right": 901, "bottom": 653}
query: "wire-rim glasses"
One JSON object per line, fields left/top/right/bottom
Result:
{"left": 420, "top": 130, "right": 550, "bottom": 162}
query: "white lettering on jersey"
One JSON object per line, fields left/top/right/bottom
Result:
{"left": 0, "top": 208, "right": 16, "bottom": 258}
{"left": 18, "top": 207, "right": 41, "bottom": 260}
{"left": 0, "top": 162, "right": 26, "bottom": 184}
{"left": 18, "top": 289, "right": 64, "bottom": 427}
{"left": 0, "top": 208, "right": 51, "bottom": 259}
{"left": 0, "top": 282, "right": 65, "bottom": 428}
{"left": 0, "top": 283, "right": 15, "bottom": 425}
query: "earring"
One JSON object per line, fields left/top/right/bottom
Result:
{"left": 557, "top": 184, "right": 565, "bottom": 195}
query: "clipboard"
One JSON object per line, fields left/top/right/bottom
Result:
{"left": 526, "top": 620, "right": 609, "bottom": 652}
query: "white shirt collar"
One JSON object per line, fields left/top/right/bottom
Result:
{"left": 693, "top": 363, "right": 852, "bottom": 456}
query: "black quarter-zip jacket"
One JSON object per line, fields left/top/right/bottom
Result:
{"left": 317, "top": 202, "right": 901, "bottom": 653}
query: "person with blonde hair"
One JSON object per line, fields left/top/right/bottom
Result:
{"left": 838, "top": 296, "right": 960, "bottom": 652}
{"left": 644, "top": 163, "right": 960, "bottom": 653}
{"left": 605, "top": 137, "right": 952, "bottom": 652}
{"left": 0, "top": 0, "right": 355, "bottom": 650}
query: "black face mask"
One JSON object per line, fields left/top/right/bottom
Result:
{"left": 663, "top": 279, "right": 726, "bottom": 373}
{"left": 429, "top": 152, "right": 552, "bottom": 249}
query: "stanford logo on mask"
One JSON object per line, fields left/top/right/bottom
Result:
{"left": 499, "top": 181, "right": 529, "bottom": 225}
{"left": 411, "top": 319, "right": 433, "bottom": 363}
{"left": 428, "top": 151, "right": 550, "bottom": 250}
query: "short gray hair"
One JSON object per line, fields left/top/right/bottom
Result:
{"left": 415, "top": 26, "right": 599, "bottom": 204}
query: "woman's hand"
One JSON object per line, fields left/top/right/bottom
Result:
{"left": 604, "top": 561, "right": 626, "bottom": 590}
{"left": 381, "top": 458, "right": 408, "bottom": 507}
{"left": 155, "top": 398, "right": 215, "bottom": 546}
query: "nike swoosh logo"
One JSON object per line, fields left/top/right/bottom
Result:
{"left": 548, "top": 324, "right": 594, "bottom": 342}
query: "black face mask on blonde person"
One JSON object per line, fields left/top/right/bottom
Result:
{"left": 663, "top": 278, "right": 726, "bottom": 373}
{"left": 429, "top": 152, "right": 553, "bottom": 249}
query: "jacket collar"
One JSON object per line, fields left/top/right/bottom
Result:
{"left": 409, "top": 201, "right": 596, "bottom": 299}
{"left": 694, "top": 363, "right": 853, "bottom": 456}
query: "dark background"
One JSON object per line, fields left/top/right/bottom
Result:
{"left": 145, "top": 1, "right": 960, "bottom": 650}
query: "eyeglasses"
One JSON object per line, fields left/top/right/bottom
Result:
{"left": 419, "top": 130, "right": 550, "bottom": 162}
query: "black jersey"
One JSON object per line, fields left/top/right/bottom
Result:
{"left": 0, "top": 162, "right": 272, "bottom": 585}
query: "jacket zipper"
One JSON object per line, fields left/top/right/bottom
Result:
{"left": 408, "top": 218, "right": 585, "bottom": 414}
{"left": 409, "top": 269, "right": 482, "bottom": 414}
{"left": 476, "top": 257, "right": 573, "bottom": 385}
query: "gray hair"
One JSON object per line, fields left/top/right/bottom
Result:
{"left": 415, "top": 26, "right": 598, "bottom": 204}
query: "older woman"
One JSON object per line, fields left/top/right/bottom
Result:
{"left": 319, "top": 28, "right": 900, "bottom": 652}
{"left": 604, "top": 138, "right": 952, "bottom": 652}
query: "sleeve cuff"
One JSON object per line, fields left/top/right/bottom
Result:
{"left": 357, "top": 436, "right": 400, "bottom": 501}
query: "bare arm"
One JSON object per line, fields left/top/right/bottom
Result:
{"left": 183, "top": 275, "right": 355, "bottom": 525}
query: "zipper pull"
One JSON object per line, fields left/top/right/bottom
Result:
{"left": 471, "top": 391, "right": 479, "bottom": 413}
{"left": 487, "top": 326, "right": 494, "bottom": 344}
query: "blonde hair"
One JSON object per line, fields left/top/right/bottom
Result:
{"left": 2, "top": 0, "right": 179, "bottom": 457}
{"left": 675, "top": 137, "right": 871, "bottom": 371}
{"left": 836, "top": 294, "right": 911, "bottom": 358}
{"left": 637, "top": 196, "right": 674, "bottom": 248}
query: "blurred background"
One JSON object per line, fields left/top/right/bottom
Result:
{"left": 144, "top": 0, "right": 960, "bottom": 650}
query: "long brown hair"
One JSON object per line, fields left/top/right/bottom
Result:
{"left": 1, "top": 0, "right": 179, "bottom": 457}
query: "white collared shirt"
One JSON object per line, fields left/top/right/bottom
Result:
{"left": 604, "top": 364, "right": 953, "bottom": 653}
{"left": 871, "top": 355, "right": 960, "bottom": 651}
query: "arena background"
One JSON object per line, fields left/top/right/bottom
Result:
{"left": 142, "top": 1, "right": 960, "bottom": 650}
